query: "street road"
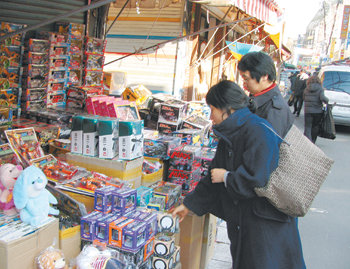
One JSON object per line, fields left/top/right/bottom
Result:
{"left": 294, "top": 113, "right": 350, "bottom": 269}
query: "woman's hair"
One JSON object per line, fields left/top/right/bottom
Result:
{"left": 238, "top": 52, "right": 276, "bottom": 82}
{"left": 206, "top": 80, "right": 250, "bottom": 116}
{"left": 307, "top": 75, "right": 321, "bottom": 86}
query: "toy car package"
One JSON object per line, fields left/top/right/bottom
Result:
{"left": 0, "top": 143, "right": 21, "bottom": 165}
{"left": 30, "top": 154, "right": 78, "bottom": 183}
{"left": 85, "top": 54, "right": 104, "bottom": 71}
{"left": 158, "top": 99, "right": 188, "bottom": 124}
{"left": 157, "top": 122, "right": 179, "bottom": 135}
{"left": 27, "top": 39, "right": 49, "bottom": 53}
{"left": 85, "top": 37, "right": 106, "bottom": 54}
{"left": 5, "top": 127, "right": 45, "bottom": 166}
{"left": 83, "top": 71, "right": 103, "bottom": 87}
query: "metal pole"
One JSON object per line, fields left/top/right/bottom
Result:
{"left": 104, "top": 16, "right": 253, "bottom": 66}
{"left": 0, "top": 0, "right": 116, "bottom": 42}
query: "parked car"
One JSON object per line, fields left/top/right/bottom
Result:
{"left": 319, "top": 65, "right": 350, "bottom": 126}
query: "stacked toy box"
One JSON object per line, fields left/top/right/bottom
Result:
{"left": 0, "top": 22, "right": 26, "bottom": 115}
{"left": 83, "top": 37, "right": 106, "bottom": 90}
{"left": 22, "top": 38, "right": 49, "bottom": 112}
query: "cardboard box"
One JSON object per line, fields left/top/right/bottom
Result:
{"left": 179, "top": 213, "right": 205, "bottom": 269}
{"left": 59, "top": 225, "right": 81, "bottom": 264}
{"left": 65, "top": 153, "right": 143, "bottom": 187}
{"left": 142, "top": 157, "right": 164, "bottom": 187}
{"left": 199, "top": 214, "right": 217, "bottom": 269}
{"left": 0, "top": 218, "right": 59, "bottom": 269}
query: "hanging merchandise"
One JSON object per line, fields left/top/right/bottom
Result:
{"left": 83, "top": 37, "right": 106, "bottom": 90}
{"left": 0, "top": 22, "right": 26, "bottom": 116}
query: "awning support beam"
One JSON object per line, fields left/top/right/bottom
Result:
{"left": 104, "top": 16, "right": 253, "bottom": 66}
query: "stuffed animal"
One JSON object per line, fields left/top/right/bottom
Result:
{"left": 0, "top": 163, "right": 23, "bottom": 215}
{"left": 13, "top": 165, "right": 59, "bottom": 227}
{"left": 75, "top": 245, "right": 126, "bottom": 269}
{"left": 36, "top": 246, "right": 68, "bottom": 269}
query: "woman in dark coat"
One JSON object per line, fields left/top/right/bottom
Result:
{"left": 172, "top": 80, "right": 305, "bottom": 269}
{"left": 303, "top": 75, "right": 329, "bottom": 143}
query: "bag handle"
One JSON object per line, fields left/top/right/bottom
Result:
{"left": 260, "top": 123, "right": 291, "bottom": 146}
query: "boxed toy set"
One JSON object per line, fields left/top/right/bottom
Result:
{"left": 119, "top": 120, "right": 144, "bottom": 161}
{"left": 98, "top": 117, "right": 119, "bottom": 159}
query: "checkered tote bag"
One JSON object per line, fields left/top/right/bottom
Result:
{"left": 255, "top": 124, "right": 334, "bottom": 217}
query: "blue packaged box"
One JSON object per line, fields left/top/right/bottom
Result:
{"left": 80, "top": 211, "right": 103, "bottom": 241}
{"left": 122, "top": 220, "right": 148, "bottom": 251}
{"left": 111, "top": 187, "right": 137, "bottom": 215}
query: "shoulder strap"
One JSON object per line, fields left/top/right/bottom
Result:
{"left": 260, "top": 122, "right": 291, "bottom": 146}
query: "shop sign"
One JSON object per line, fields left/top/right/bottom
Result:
{"left": 340, "top": 6, "right": 350, "bottom": 39}
{"left": 330, "top": 38, "right": 336, "bottom": 59}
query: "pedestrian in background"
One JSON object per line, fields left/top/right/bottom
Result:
{"left": 303, "top": 75, "right": 329, "bottom": 143}
{"left": 289, "top": 70, "right": 299, "bottom": 94}
{"left": 171, "top": 80, "right": 306, "bottom": 269}
{"left": 292, "top": 69, "right": 309, "bottom": 117}
{"left": 237, "top": 51, "right": 294, "bottom": 137}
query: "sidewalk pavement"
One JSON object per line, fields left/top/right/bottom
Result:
{"left": 206, "top": 220, "right": 232, "bottom": 269}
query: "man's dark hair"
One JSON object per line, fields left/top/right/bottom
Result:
{"left": 206, "top": 80, "right": 249, "bottom": 116}
{"left": 238, "top": 52, "right": 276, "bottom": 82}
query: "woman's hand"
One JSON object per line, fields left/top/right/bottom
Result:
{"left": 170, "top": 204, "right": 189, "bottom": 222}
{"left": 211, "top": 168, "right": 227, "bottom": 183}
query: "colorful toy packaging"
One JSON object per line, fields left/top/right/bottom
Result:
{"left": 143, "top": 136, "right": 181, "bottom": 160}
{"left": 94, "top": 185, "right": 115, "bottom": 214}
{"left": 0, "top": 143, "right": 21, "bottom": 165}
{"left": 109, "top": 216, "right": 135, "bottom": 248}
{"left": 136, "top": 186, "right": 153, "bottom": 207}
{"left": 81, "top": 211, "right": 103, "bottom": 241}
{"left": 122, "top": 219, "right": 148, "bottom": 251}
{"left": 122, "top": 85, "right": 152, "bottom": 109}
{"left": 158, "top": 99, "right": 188, "bottom": 125}
{"left": 30, "top": 154, "right": 78, "bottom": 183}
{"left": 201, "top": 146, "right": 216, "bottom": 177}
{"left": 169, "top": 145, "right": 201, "bottom": 170}
{"left": 153, "top": 182, "right": 181, "bottom": 210}
{"left": 172, "top": 128, "right": 202, "bottom": 146}
{"left": 157, "top": 121, "right": 179, "bottom": 134}
{"left": 5, "top": 127, "right": 45, "bottom": 166}
{"left": 111, "top": 187, "right": 137, "bottom": 215}
{"left": 94, "top": 213, "right": 121, "bottom": 244}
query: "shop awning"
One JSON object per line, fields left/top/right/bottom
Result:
{"left": 190, "top": 0, "right": 283, "bottom": 24}
{"left": 234, "top": 0, "right": 283, "bottom": 24}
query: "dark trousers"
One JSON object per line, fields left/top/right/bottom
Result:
{"left": 304, "top": 113, "right": 323, "bottom": 143}
{"left": 293, "top": 95, "right": 303, "bottom": 115}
